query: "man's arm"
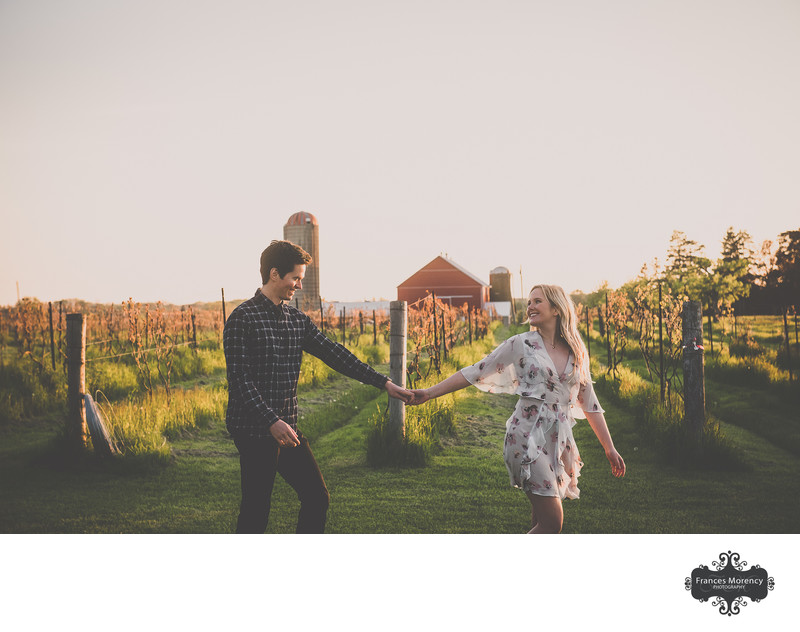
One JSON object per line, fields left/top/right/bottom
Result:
{"left": 302, "top": 317, "right": 412, "bottom": 402}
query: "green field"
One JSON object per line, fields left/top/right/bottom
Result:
{"left": 1, "top": 321, "right": 798, "bottom": 534}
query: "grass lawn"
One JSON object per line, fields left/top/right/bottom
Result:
{"left": 2, "top": 339, "right": 798, "bottom": 533}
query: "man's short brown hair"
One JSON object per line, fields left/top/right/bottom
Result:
{"left": 260, "top": 240, "right": 312, "bottom": 284}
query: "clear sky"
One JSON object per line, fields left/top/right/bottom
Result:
{"left": 2, "top": 0, "right": 798, "bottom": 307}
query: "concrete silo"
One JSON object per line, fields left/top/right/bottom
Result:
{"left": 489, "top": 266, "right": 512, "bottom": 302}
{"left": 283, "top": 212, "right": 320, "bottom": 310}
{"left": 489, "top": 266, "right": 516, "bottom": 322}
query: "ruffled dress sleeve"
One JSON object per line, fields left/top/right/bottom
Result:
{"left": 460, "top": 335, "right": 523, "bottom": 395}
{"left": 571, "top": 357, "right": 605, "bottom": 419}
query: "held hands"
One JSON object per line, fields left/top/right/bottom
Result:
{"left": 384, "top": 380, "right": 414, "bottom": 404}
{"left": 407, "top": 388, "right": 433, "bottom": 406}
{"left": 273, "top": 382, "right": 437, "bottom": 447}
{"left": 384, "top": 381, "right": 433, "bottom": 406}
{"left": 605, "top": 448, "right": 626, "bottom": 478}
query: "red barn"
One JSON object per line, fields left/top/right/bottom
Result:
{"left": 397, "top": 255, "right": 489, "bottom": 310}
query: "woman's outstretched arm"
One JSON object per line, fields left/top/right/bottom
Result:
{"left": 584, "top": 410, "right": 626, "bottom": 478}
{"left": 409, "top": 371, "right": 471, "bottom": 405}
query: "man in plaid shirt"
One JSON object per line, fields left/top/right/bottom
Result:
{"left": 224, "top": 240, "right": 412, "bottom": 533}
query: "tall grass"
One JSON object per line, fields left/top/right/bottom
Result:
{"left": 84, "top": 336, "right": 389, "bottom": 459}
{"left": 0, "top": 327, "right": 392, "bottom": 460}
{"left": 592, "top": 359, "right": 745, "bottom": 470}
{"left": 366, "top": 325, "right": 499, "bottom": 466}
{"left": 297, "top": 383, "right": 384, "bottom": 441}
{"left": 86, "top": 347, "right": 226, "bottom": 401}
{"left": 297, "top": 354, "right": 336, "bottom": 388}
{"left": 93, "top": 384, "right": 228, "bottom": 460}
{"left": 366, "top": 395, "right": 457, "bottom": 467}
{"left": 705, "top": 344, "right": 799, "bottom": 404}
{"left": 0, "top": 362, "right": 66, "bottom": 422}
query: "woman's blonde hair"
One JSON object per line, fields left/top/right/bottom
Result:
{"left": 529, "top": 284, "right": 590, "bottom": 384}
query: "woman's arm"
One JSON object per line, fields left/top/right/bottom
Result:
{"left": 584, "top": 410, "right": 626, "bottom": 478}
{"left": 410, "top": 335, "right": 524, "bottom": 405}
{"left": 409, "top": 371, "right": 471, "bottom": 405}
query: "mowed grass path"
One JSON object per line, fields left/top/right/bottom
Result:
{"left": 2, "top": 334, "right": 799, "bottom": 533}
{"left": 273, "top": 381, "right": 800, "bottom": 533}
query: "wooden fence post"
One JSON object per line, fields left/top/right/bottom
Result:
{"left": 49, "top": 301, "right": 56, "bottom": 371}
{"left": 373, "top": 309, "right": 377, "bottom": 345}
{"left": 389, "top": 301, "right": 407, "bottom": 439}
{"left": 605, "top": 293, "right": 611, "bottom": 371}
{"left": 59, "top": 301, "right": 65, "bottom": 374}
{"left": 0, "top": 310, "right": 5, "bottom": 370}
{"left": 66, "top": 313, "right": 88, "bottom": 452}
{"left": 708, "top": 311, "right": 714, "bottom": 355}
{"left": 191, "top": 307, "right": 197, "bottom": 354}
{"left": 440, "top": 311, "right": 448, "bottom": 361}
{"left": 180, "top": 306, "right": 186, "bottom": 344}
{"left": 585, "top": 307, "right": 591, "bottom": 361}
{"left": 682, "top": 300, "right": 706, "bottom": 436}
{"left": 432, "top": 294, "right": 440, "bottom": 371}
{"left": 658, "top": 281, "right": 665, "bottom": 403}
{"left": 784, "top": 306, "right": 794, "bottom": 382}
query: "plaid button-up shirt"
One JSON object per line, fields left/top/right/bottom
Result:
{"left": 223, "top": 289, "right": 388, "bottom": 439}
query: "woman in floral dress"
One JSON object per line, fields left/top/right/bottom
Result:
{"left": 409, "top": 284, "right": 625, "bottom": 533}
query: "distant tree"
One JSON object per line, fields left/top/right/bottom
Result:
{"left": 666, "top": 231, "right": 706, "bottom": 272}
{"left": 720, "top": 227, "right": 753, "bottom": 262}
{"left": 585, "top": 281, "right": 610, "bottom": 336}
{"left": 751, "top": 239, "right": 776, "bottom": 287}
{"left": 708, "top": 258, "right": 750, "bottom": 318}
{"left": 664, "top": 229, "right": 752, "bottom": 319}
{"left": 769, "top": 229, "right": 800, "bottom": 306}
{"left": 712, "top": 228, "right": 752, "bottom": 316}
{"left": 665, "top": 230, "right": 712, "bottom": 299}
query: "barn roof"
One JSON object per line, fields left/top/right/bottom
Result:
{"left": 398, "top": 255, "right": 489, "bottom": 288}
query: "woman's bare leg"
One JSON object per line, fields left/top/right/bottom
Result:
{"left": 525, "top": 492, "right": 563, "bottom": 534}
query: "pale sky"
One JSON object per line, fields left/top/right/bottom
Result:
{"left": 2, "top": 0, "right": 798, "bottom": 306}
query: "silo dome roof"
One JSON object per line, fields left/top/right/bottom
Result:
{"left": 491, "top": 266, "right": 510, "bottom": 274}
{"left": 286, "top": 212, "right": 319, "bottom": 226}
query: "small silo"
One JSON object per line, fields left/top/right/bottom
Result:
{"left": 283, "top": 212, "right": 320, "bottom": 309}
{"left": 489, "top": 266, "right": 512, "bottom": 302}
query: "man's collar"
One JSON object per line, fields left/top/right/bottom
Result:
{"left": 254, "top": 288, "right": 285, "bottom": 313}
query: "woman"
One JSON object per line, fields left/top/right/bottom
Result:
{"left": 409, "top": 284, "right": 625, "bottom": 533}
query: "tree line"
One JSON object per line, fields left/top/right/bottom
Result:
{"left": 577, "top": 226, "right": 799, "bottom": 318}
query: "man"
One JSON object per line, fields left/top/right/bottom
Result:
{"left": 223, "top": 240, "right": 412, "bottom": 533}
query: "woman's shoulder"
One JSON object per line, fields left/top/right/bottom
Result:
{"left": 500, "top": 330, "right": 536, "bottom": 346}
{"left": 519, "top": 329, "right": 543, "bottom": 349}
{"left": 494, "top": 330, "right": 543, "bottom": 357}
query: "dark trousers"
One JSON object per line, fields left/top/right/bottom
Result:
{"left": 233, "top": 432, "right": 330, "bottom": 534}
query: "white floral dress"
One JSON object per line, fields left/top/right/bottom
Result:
{"left": 460, "top": 330, "right": 604, "bottom": 500}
